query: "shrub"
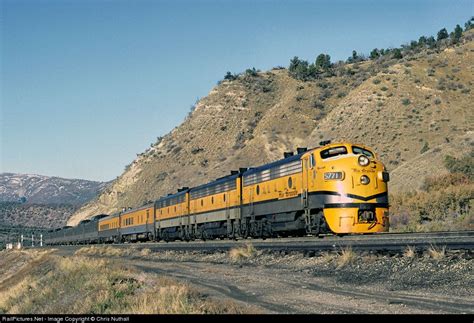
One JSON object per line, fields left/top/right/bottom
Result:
{"left": 229, "top": 243, "right": 256, "bottom": 262}
{"left": 444, "top": 151, "right": 474, "bottom": 180}
{"left": 392, "top": 48, "right": 403, "bottom": 59}
{"left": 224, "top": 71, "right": 238, "bottom": 81}
{"left": 420, "top": 142, "right": 429, "bottom": 154}
{"left": 245, "top": 67, "right": 259, "bottom": 77}
{"left": 401, "top": 98, "right": 411, "bottom": 106}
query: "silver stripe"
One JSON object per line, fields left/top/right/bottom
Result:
{"left": 243, "top": 160, "right": 302, "bottom": 186}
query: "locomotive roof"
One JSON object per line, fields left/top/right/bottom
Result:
{"left": 189, "top": 173, "right": 239, "bottom": 192}
{"left": 243, "top": 151, "right": 306, "bottom": 177}
{"left": 155, "top": 189, "right": 188, "bottom": 203}
{"left": 120, "top": 203, "right": 154, "bottom": 215}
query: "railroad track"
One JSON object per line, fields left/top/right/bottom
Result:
{"left": 45, "top": 230, "right": 474, "bottom": 254}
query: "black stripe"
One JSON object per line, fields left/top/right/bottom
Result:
{"left": 324, "top": 203, "right": 389, "bottom": 209}
{"left": 310, "top": 191, "right": 388, "bottom": 201}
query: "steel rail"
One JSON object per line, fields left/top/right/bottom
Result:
{"left": 46, "top": 230, "right": 474, "bottom": 253}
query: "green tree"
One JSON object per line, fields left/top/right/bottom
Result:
{"left": 452, "top": 24, "right": 463, "bottom": 43}
{"left": 289, "top": 56, "right": 302, "bottom": 73}
{"left": 464, "top": 17, "right": 473, "bottom": 31}
{"left": 245, "top": 67, "right": 258, "bottom": 77}
{"left": 437, "top": 28, "right": 449, "bottom": 41}
{"left": 315, "top": 53, "right": 331, "bottom": 71}
{"left": 409, "top": 40, "right": 419, "bottom": 50}
{"left": 392, "top": 48, "right": 403, "bottom": 59}
{"left": 352, "top": 50, "right": 358, "bottom": 60}
{"left": 308, "top": 63, "right": 318, "bottom": 78}
{"left": 224, "top": 71, "right": 237, "bottom": 81}
{"left": 370, "top": 48, "right": 380, "bottom": 60}
{"left": 289, "top": 57, "right": 312, "bottom": 80}
{"left": 426, "top": 36, "right": 436, "bottom": 48}
{"left": 418, "top": 36, "right": 427, "bottom": 46}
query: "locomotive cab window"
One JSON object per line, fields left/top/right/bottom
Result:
{"left": 352, "top": 146, "right": 374, "bottom": 158}
{"left": 309, "top": 154, "right": 315, "bottom": 168}
{"left": 320, "top": 146, "right": 347, "bottom": 159}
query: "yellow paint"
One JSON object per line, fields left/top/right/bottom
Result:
{"left": 121, "top": 205, "right": 154, "bottom": 228}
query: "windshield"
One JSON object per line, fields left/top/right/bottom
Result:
{"left": 320, "top": 146, "right": 348, "bottom": 159}
{"left": 352, "top": 146, "right": 374, "bottom": 158}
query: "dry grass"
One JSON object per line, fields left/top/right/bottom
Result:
{"left": 139, "top": 248, "right": 152, "bottom": 257}
{"left": 229, "top": 243, "right": 257, "bottom": 262}
{"left": 337, "top": 247, "right": 357, "bottom": 269}
{"left": 318, "top": 251, "right": 335, "bottom": 263}
{"left": 336, "top": 247, "right": 357, "bottom": 269}
{"left": 0, "top": 254, "right": 246, "bottom": 314}
{"left": 427, "top": 245, "right": 446, "bottom": 261}
{"left": 403, "top": 246, "right": 417, "bottom": 258}
{"left": 75, "top": 246, "right": 131, "bottom": 257}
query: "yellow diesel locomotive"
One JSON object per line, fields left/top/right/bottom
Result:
{"left": 44, "top": 141, "right": 389, "bottom": 245}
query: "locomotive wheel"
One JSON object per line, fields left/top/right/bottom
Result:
{"left": 200, "top": 230, "right": 208, "bottom": 241}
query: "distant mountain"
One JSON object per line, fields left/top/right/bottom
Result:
{"left": 0, "top": 173, "right": 108, "bottom": 206}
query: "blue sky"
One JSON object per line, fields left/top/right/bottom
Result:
{"left": 1, "top": 0, "right": 472, "bottom": 181}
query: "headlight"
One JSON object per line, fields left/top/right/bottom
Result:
{"left": 360, "top": 175, "right": 370, "bottom": 185}
{"left": 324, "top": 172, "right": 344, "bottom": 180}
{"left": 358, "top": 155, "right": 370, "bottom": 166}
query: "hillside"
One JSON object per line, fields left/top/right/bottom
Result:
{"left": 0, "top": 173, "right": 108, "bottom": 229}
{"left": 305, "top": 43, "right": 473, "bottom": 191}
{"left": 69, "top": 30, "right": 473, "bottom": 226}
{"left": 0, "top": 173, "right": 108, "bottom": 205}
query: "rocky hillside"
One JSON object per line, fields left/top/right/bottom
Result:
{"left": 0, "top": 202, "right": 74, "bottom": 228}
{"left": 69, "top": 29, "right": 474, "bottom": 226}
{"left": 0, "top": 173, "right": 108, "bottom": 229}
{"left": 305, "top": 43, "right": 473, "bottom": 191}
{"left": 0, "top": 173, "right": 108, "bottom": 205}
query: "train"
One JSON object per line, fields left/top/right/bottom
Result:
{"left": 44, "top": 141, "right": 390, "bottom": 245}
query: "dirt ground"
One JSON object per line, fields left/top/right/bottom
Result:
{"left": 63, "top": 246, "right": 474, "bottom": 314}
{"left": 2, "top": 247, "right": 472, "bottom": 314}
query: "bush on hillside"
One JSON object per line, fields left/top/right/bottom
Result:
{"left": 444, "top": 151, "right": 474, "bottom": 180}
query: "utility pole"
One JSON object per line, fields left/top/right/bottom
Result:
{"left": 21, "top": 234, "right": 24, "bottom": 248}
{"left": 32, "top": 234, "right": 34, "bottom": 247}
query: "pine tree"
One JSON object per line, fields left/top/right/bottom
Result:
{"left": 465, "top": 17, "right": 473, "bottom": 31}
{"left": 315, "top": 54, "right": 331, "bottom": 71}
{"left": 437, "top": 28, "right": 449, "bottom": 41}
{"left": 352, "top": 50, "right": 358, "bottom": 60}
{"left": 452, "top": 24, "right": 463, "bottom": 43}
{"left": 426, "top": 36, "right": 436, "bottom": 48}
{"left": 392, "top": 48, "right": 402, "bottom": 59}
{"left": 370, "top": 48, "right": 380, "bottom": 60}
{"left": 418, "top": 36, "right": 427, "bottom": 46}
{"left": 289, "top": 56, "right": 301, "bottom": 73}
